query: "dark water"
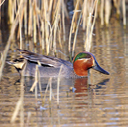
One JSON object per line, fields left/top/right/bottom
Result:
{"left": 0, "top": 19, "right": 127, "bottom": 127}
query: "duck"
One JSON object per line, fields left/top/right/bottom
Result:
{"left": 7, "top": 49, "right": 109, "bottom": 78}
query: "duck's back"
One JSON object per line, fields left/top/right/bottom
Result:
{"left": 8, "top": 49, "right": 78, "bottom": 78}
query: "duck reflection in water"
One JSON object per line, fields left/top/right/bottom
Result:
{"left": 7, "top": 49, "right": 110, "bottom": 97}
{"left": 73, "top": 78, "right": 110, "bottom": 94}
{"left": 70, "top": 78, "right": 110, "bottom": 108}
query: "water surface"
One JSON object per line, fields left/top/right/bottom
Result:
{"left": 0, "top": 19, "right": 127, "bottom": 127}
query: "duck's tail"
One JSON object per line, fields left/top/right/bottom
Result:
{"left": 6, "top": 58, "right": 25, "bottom": 72}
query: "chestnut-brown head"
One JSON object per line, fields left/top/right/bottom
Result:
{"left": 73, "top": 51, "right": 109, "bottom": 76}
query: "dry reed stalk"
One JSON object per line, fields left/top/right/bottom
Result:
{"left": 20, "top": 71, "right": 24, "bottom": 127}
{"left": 57, "top": 65, "right": 63, "bottom": 107}
{"left": 41, "top": 21, "right": 45, "bottom": 53}
{"left": 45, "top": 22, "right": 50, "bottom": 55}
{"left": 38, "top": 65, "right": 43, "bottom": 99}
{"left": 48, "top": 21, "right": 54, "bottom": 54}
{"left": 40, "top": 0, "right": 54, "bottom": 54}
{"left": 10, "top": 97, "right": 22, "bottom": 123}
{"left": 11, "top": 69, "right": 24, "bottom": 123}
{"left": 84, "top": 11, "right": 92, "bottom": 50}
{"left": 16, "top": 1, "right": 25, "bottom": 40}
{"left": 58, "top": 21, "right": 62, "bottom": 49}
{"left": 0, "top": 0, "right": 2, "bottom": 23}
{"left": 48, "top": 21, "right": 54, "bottom": 50}
{"left": 17, "top": 1, "right": 26, "bottom": 40}
{"left": 48, "top": 0, "right": 53, "bottom": 21}
{"left": 49, "top": 77, "right": 52, "bottom": 102}
{"left": 0, "top": 0, "right": 5, "bottom": 6}
{"left": 0, "top": 0, "right": 24, "bottom": 81}
{"left": 19, "top": 13, "right": 23, "bottom": 49}
{"left": 68, "top": 0, "right": 80, "bottom": 53}
{"left": 113, "top": 0, "right": 121, "bottom": 15}
{"left": 14, "top": 0, "right": 17, "bottom": 14}
{"left": 84, "top": 0, "right": 98, "bottom": 52}
{"left": 53, "top": 0, "right": 61, "bottom": 54}
{"left": 122, "top": 0, "right": 126, "bottom": 26}
{"left": 0, "top": 52, "right": 2, "bottom": 65}
{"left": 45, "top": 16, "right": 50, "bottom": 55}
{"left": 43, "top": 1, "right": 50, "bottom": 55}
{"left": 28, "top": 0, "right": 33, "bottom": 36}
{"left": 35, "top": 9, "right": 43, "bottom": 48}
{"left": 8, "top": 0, "right": 14, "bottom": 24}
{"left": 63, "top": 0, "right": 69, "bottom": 19}
{"left": 33, "top": 0, "right": 37, "bottom": 44}
{"left": 73, "top": 1, "right": 80, "bottom": 32}
{"left": 42, "top": 78, "right": 51, "bottom": 106}
{"left": 51, "top": 0, "right": 57, "bottom": 23}
{"left": 82, "top": 0, "right": 88, "bottom": 29}
{"left": 30, "top": 65, "right": 38, "bottom": 92}
{"left": 24, "top": 1, "right": 27, "bottom": 35}
{"left": 53, "top": 14, "right": 60, "bottom": 54}
{"left": 100, "top": 0, "right": 104, "bottom": 25}
{"left": 26, "top": 112, "right": 31, "bottom": 127}
{"left": 88, "top": 0, "right": 98, "bottom": 51}
{"left": 72, "top": 12, "right": 82, "bottom": 57}
{"left": 62, "top": 0, "right": 66, "bottom": 41}
{"left": 35, "top": 76, "right": 38, "bottom": 107}
{"left": 105, "top": 0, "right": 111, "bottom": 25}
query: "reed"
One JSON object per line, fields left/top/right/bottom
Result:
{"left": 0, "top": 0, "right": 5, "bottom": 6}
{"left": 8, "top": 0, "right": 14, "bottom": 24}
{"left": 42, "top": 78, "right": 51, "bottom": 106}
{"left": 122, "top": 0, "right": 126, "bottom": 26}
{"left": 84, "top": 0, "right": 98, "bottom": 52}
{"left": 68, "top": 0, "right": 80, "bottom": 54}
{"left": 105, "top": 0, "right": 111, "bottom": 25}
{"left": 11, "top": 66, "right": 25, "bottom": 124}
{"left": 30, "top": 65, "right": 38, "bottom": 92}
{"left": 3, "top": 1, "right": 127, "bottom": 46}
{"left": 49, "top": 77, "right": 52, "bottom": 102}
{"left": 24, "top": 1, "right": 27, "bottom": 35}
{"left": 10, "top": 97, "right": 23, "bottom": 123}
{"left": 20, "top": 71, "right": 25, "bottom": 127}
{"left": 38, "top": 65, "right": 43, "bottom": 99}
{"left": 28, "top": 0, "right": 32, "bottom": 36}
{"left": 57, "top": 65, "right": 63, "bottom": 107}
{"left": 35, "top": 75, "right": 38, "bottom": 108}
{"left": 26, "top": 112, "right": 31, "bottom": 127}
{"left": 113, "top": 0, "right": 121, "bottom": 15}
{"left": 33, "top": 1, "right": 37, "bottom": 45}
{"left": 0, "top": 0, "right": 24, "bottom": 81}
{"left": 100, "top": 0, "right": 104, "bottom": 25}
{"left": 72, "top": 11, "right": 82, "bottom": 57}
{"left": 62, "top": 0, "right": 66, "bottom": 41}
{"left": 82, "top": 0, "right": 88, "bottom": 29}
{"left": 41, "top": 20, "right": 45, "bottom": 53}
{"left": 0, "top": 0, "right": 126, "bottom": 81}
{"left": 19, "top": 6, "right": 24, "bottom": 49}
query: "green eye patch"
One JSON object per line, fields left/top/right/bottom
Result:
{"left": 73, "top": 52, "right": 91, "bottom": 63}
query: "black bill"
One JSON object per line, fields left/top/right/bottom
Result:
{"left": 92, "top": 57, "right": 109, "bottom": 75}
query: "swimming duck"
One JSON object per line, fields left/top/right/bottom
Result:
{"left": 7, "top": 49, "right": 109, "bottom": 78}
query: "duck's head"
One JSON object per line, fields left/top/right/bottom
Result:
{"left": 73, "top": 51, "right": 109, "bottom": 76}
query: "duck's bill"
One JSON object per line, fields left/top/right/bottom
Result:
{"left": 92, "top": 64, "right": 109, "bottom": 75}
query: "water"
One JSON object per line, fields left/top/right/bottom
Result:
{"left": 0, "top": 18, "right": 127, "bottom": 127}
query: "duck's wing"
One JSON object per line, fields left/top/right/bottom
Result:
{"left": 18, "top": 49, "right": 72, "bottom": 68}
